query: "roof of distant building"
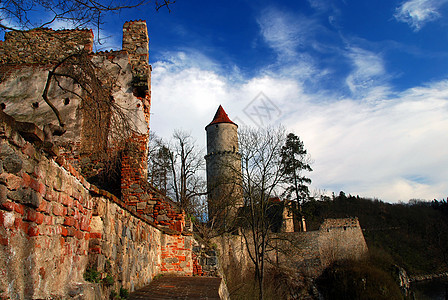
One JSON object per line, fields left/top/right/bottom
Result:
{"left": 206, "top": 105, "right": 237, "bottom": 129}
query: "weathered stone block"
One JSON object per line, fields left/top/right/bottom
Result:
{"left": 206, "top": 257, "right": 217, "bottom": 266}
{"left": 2, "top": 153, "right": 22, "bottom": 174}
{"left": 165, "top": 257, "right": 179, "bottom": 264}
{"left": 140, "top": 193, "right": 150, "bottom": 201}
{"left": 0, "top": 184, "right": 6, "bottom": 204}
{"left": 90, "top": 216, "right": 103, "bottom": 234}
{"left": 136, "top": 202, "right": 146, "bottom": 210}
{"left": 128, "top": 196, "right": 138, "bottom": 202}
{"left": 157, "top": 214, "right": 169, "bottom": 222}
{"left": 8, "top": 187, "right": 42, "bottom": 208}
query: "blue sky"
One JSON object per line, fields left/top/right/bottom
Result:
{"left": 3, "top": 0, "right": 448, "bottom": 202}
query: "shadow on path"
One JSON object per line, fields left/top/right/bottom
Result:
{"left": 128, "top": 276, "right": 222, "bottom": 300}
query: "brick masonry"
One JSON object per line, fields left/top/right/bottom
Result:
{"left": 0, "top": 20, "right": 207, "bottom": 300}
{"left": 0, "top": 113, "right": 192, "bottom": 299}
{"left": 0, "top": 29, "right": 94, "bottom": 64}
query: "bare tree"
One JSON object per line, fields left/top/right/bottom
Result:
{"left": 168, "top": 130, "right": 206, "bottom": 214}
{"left": 238, "top": 126, "right": 287, "bottom": 300}
{"left": 0, "top": 0, "right": 174, "bottom": 34}
{"left": 147, "top": 132, "right": 172, "bottom": 195}
{"left": 147, "top": 130, "right": 206, "bottom": 215}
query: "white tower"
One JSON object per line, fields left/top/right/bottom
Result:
{"left": 205, "top": 105, "right": 243, "bottom": 225}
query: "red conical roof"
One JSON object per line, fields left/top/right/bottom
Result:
{"left": 206, "top": 105, "right": 237, "bottom": 129}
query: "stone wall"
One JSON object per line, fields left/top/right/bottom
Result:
{"left": 0, "top": 29, "right": 94, "bottom": 64}
{"left": 0, "top": 114, "right": 192, "bottom": 299}
{"left": 214, "top": 218, "right": 368, "bottom": 279}
{"left": 0, "top": 22, "right": 151, "bottom": 182}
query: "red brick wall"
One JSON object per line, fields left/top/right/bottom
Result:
{"left": 0, "top": 117, "right": 192, "bottom": 299}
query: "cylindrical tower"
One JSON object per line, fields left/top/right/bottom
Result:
{"left": 205, "top": 105, "right": 243, "bottom": 226}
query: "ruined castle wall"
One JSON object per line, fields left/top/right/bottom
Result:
{"left": 0, "top": 119, "right": 93, "bottom": 299}
{"left": 215, "top": 218, "right": 368, "bottom": 279}
{"left": 0, "top": 22, "right": 150, "bottom": 177}
{"left": 0, "top": 29, "right": 94, "bottom": 64}
{"left": 88, "top": 189, "right": 193, "bottom": 293}
{"left": 317, "top": 218, "right": 368, "bottom": 267}
{"left": 0, "top": 118, "right": 192, "bottom": 299}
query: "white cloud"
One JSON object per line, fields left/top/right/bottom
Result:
{"left": 288, "top": 81, "right": 448, "bottom": 202}
{"left": 345, "top": 47, "right": 388, "bottom": 97}
{"left": 307, "top": 0, "right": 330, "bottom": 12}
{"left": 394, "top": 0, "right": 448, "bottom": 31}
{"left": 257, "top": 8, "right": 318, "bottom": 62}
{"left": 151, "top": 49, "right": 448, "bottom": 203}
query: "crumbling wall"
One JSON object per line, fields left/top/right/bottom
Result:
{"left": 317, "top": 218, "right": 368, "bottom": 266}
{"left": 0, "top": 29, "right": 93, "bottom": 64}
{"left": 0, "top": 22, "right": 151, "bottom": 183}
{"left": 0, "top": 115, "right": 192, "bottom": 299}
{"left": 215, "top": 218, "right": 368, "bottom": 279}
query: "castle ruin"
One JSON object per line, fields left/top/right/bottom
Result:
{"left": 0, "top": 21, "right": 369, "bottom": 299}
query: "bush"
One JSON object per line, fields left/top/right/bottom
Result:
{"left": 119, "top": 288, "right": 129, "bottom": 299}
{"left": 316, "top": 258, "right": 402, "bottom": 300}
{"left": 84, "top": 268, "right": 101, "bottom": 283}
{"left": 102, "top": 274, "right": 114, "bottom": 286}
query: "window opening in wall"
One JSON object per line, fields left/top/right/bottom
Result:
{"left": 64, "top": 98, "right": 70, "bottom": 105}
{"left": 1, "top": 103, "right": 5, "bottom": 110}
{"left": 32, "top": 102, "right": 39, "bottom": 108}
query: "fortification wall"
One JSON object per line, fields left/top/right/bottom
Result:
{"left": 0, "top": 29, "right": 94, "bottom": 64}
{"left": 0, "top": 115, "right": 192, "bottom": 299}
{"left": 214, "top": 218, "right": 368, "bottom": 279}
{"left": 317, "top": 218, "right": 368, "bottom": 267}
{"left": 0, "top": 22, "right": 151, "bottom": 186}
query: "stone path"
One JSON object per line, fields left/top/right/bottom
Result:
{"left": 128, "top": 276, "right": 222, "bottom": 300}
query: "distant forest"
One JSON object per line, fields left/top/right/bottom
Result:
{"left": 303, "top": 193, "right": 448, "bottom": 275}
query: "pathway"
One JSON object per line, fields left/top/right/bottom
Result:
{"left": 128, "top": 276, "right": 223, "bottom": 300}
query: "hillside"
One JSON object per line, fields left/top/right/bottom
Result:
{"left": 303, "top": 193, "right": 448, "bottom": 275}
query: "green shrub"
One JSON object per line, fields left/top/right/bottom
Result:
{"left": 119, "top": 288, "right": 129, "bottom": 299}
{"left": 102, "top": 274, "right": 114, "bottom": 286}
{"left": 84, "top": 268, "right": 101, "bottom": 283}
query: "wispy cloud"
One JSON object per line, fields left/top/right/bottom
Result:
{"left": 151, "top": 49, "right": 448, "bottom": 202}
{"left": 288, "top": 80, "right": 448, "bottom": 201}
{"left": 149, "top": 4, "right": 448, "bottom": 203}
{"left": 257, "top": 8, "right": 318, "bottom": 61}
{"left": 345, "top": 47, "right": 389, "bottom": 98}
{"left": 394, "top": 0, "right": 448, "bottom": 31}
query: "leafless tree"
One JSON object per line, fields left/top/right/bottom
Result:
{"left": 148, "top": 130, "right": 206, "bottom": 215}
{"left": 238, "top": 126, "right": 287, "bottom": 300}
{"left": 0, "top": 0, "right": 174, "bottom": 35}
{"left": 147, "top": 132, "right": 171, "bottom": 195}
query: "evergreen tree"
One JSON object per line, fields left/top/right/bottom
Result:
{"left": 280, "top": 133, "right": 312, "bottom": 203}
{"left": 280, "top": 133, "right": 312, "bottom": 229}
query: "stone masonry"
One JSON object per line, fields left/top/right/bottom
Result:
{"left": 0, "top": 21, "right": 197, "bottom": 299}
{"left": 0, "top": 110, "right": 193, "bottom": 299}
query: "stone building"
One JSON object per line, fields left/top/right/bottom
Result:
{"left": 0, "top": 21, "right": 151, "bottom": 200}
{"left": 205, "top": 105, "right": 243, "bottom": 226}
{"left": 0, "top": 20, "right": 370, "bottom": 299}
{"left": 0, "top": 21, "right": 207, "bottom": 299}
